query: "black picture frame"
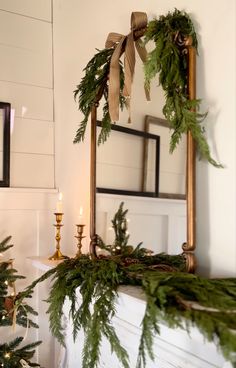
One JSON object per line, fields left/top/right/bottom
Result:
{"left": 0, "top": 102, "right": 10, "bottom": 187}
{"left": 96, "top": 121, "right": 160, "bottom": 197}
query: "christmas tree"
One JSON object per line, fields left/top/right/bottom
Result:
{"left": 0, "top": 236, "right": 41, "bottom": 367}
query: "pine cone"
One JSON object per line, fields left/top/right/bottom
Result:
{"left": 4, "top": 296, "right": 14, "bottom": 317}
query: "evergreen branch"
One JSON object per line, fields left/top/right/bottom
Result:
{"left": 144, "top": 9, "right": 221, "bottom": 167}
{"left": 0, "top": 236, "right": 13, "bottom": 253}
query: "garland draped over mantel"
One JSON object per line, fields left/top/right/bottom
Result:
{"left": 20, "top": 203, "right": 236, "bottom": 368}
{"left": 74, "top": 9, "right": 221, "bottom": 167}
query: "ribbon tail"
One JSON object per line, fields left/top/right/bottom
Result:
{"left": 123, "top": 34, "right": 135, "bottom": 98}
{"left": 135, "top": 39, "right": 151, "bottom": 101}
{"left": 108, "top": 36, "right": 126, "bottom": 122}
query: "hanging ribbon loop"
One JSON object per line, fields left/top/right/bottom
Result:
{"left": 105, "top": 12, "right": 150, "bottom": 122}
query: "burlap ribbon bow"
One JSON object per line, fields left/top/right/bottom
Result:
{"left": 105, "top": 12, "right": 150, "bottom": 122}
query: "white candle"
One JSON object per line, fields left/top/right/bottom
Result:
{"left": 56, "top": 192, "right": 63, "bottom": 213}
{"left": 78, "top": 206, "right": 84, "bottom": 224}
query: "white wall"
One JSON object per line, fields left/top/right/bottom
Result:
{"left": 0, "top": 0, "right": 54, "bottom": 188}
{"left": 0, "top": 1, "right": 58, "bottom": 366}
{"left": 53, "top": 0, "right": 236, "bottom": 277}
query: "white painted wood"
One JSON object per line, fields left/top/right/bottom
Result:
{"left": 0, "top": 10, "right": 52, "bottom": 87}
{"left": 97, "top": 193, "right": 186, "bottom": 254}
{"left": 97, "top": 162, "right": 143, "bottom": 191}
{"left": 28, "top": 257, "right": 66, "bottom": 271}
{"left": 146, "top": 124, "right": 186, "bottom": 195}
{"left": 0, "top": 0, "right": 51, "bottom": 21}
{"left": 46, "top": 282, "right": 231, "bottom": 368}
{"left": 0, "top": 188, "right": 57, "bottom": 209}
{"left": 0, "top": 81, "right": 53, "bottom": 121}
{"left": 11, "top": 118, "right": 54, "bottom": 155}
{"left": 0, "top": 190, "right": 62, "bottom": 367}
{"left": 10, "top": 152, "right": 54, "bottom": 188}
{"left": 97, "top": 129, "right": 144, "bottom": 191}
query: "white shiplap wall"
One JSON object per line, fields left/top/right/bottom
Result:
{"left": 0, "top": 2, "right": 56, "bottom": 367}
{"left": 0, "top": 0, "right": 54, "bottom": 188}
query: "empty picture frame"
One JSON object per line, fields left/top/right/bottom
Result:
{"left": 0, "top": 102, "right": 10, "bottom": 187}
{"left": 143, "top": 115, "right": 186, "bottom": 199}
{"left": 96, "top": 120, "right": 160, "bottom": 197}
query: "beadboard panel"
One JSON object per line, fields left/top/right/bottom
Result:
{"left": 10, "top": 153, "right": 55, "bottom": 188}
{"left": 0, "top": 210, "right": 38, "bottom": 347}
{"left": 0, "top": 190, "right": 58, "bottom": 367}
{"left": 0, "top": 10, "right": 52, "bottom": 87}
{"left": 11, "top": 118, "right": 54, "bottom": 155}
{"left": 0, "top": 188, "right": 57, "bottom": 210}
{"left": 0, "top": 81, "right": 53, "bottom": 121}
{"left": 96, "top": 193, "right": 186, "bottom": 254}
{"left": 0, "top": 0, "right": 51, "bottom": 21}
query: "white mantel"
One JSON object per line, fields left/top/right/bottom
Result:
{"left": 29, "top": 257, "right": 232, "bottom": 368}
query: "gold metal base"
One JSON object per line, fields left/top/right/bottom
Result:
{"left": 48, "top": 249, "right": 67, "bottom": 261}
{"left": 75, "top": 224, "right": 85, "bottom": 258}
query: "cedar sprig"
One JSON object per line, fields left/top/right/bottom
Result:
{"left": 144, "top": 9, "right": 222, "bottom": 167}
{"left": 74, "top": 48, "right": 126, "bottom": 145}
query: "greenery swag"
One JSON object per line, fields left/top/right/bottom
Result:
{"left": 19, "top": 203, "right": 236, "bottom": 368}
{"left": 74, "top": 9, "right": 221, "bottom": 167}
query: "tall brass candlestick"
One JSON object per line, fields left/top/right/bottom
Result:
{"left": 75, "top": 224, "right": 85, "bottom": 258}
{"left": 49, "top": 213, "right": 67, "bottom": 260}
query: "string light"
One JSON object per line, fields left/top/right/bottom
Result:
{"left": 4, "top": 352, "right": 10, "bottom": 359}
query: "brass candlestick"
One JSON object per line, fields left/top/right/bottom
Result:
{"left": 75, "top": 224, "right": 85, "bottom": 258}
{"left": 49, "top": 213, "right": 67, "bottom": 260}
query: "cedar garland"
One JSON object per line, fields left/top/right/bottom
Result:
{"left": 19, "top": 204, "right": 236, "bottom": 368}
{"left": 74, "top": 9, "right": 221, "bottom": 166}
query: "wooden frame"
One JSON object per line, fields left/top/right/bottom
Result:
{"left": 96, "top": 120, "right": 160, "bottom": 198}
{"left": 89, "top": 38, "right": 196, "bottom": 272}
{"left": 0, "top": 102, "right": 10, "bottom": 187}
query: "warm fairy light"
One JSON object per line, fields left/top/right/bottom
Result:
{"left": 4, "top": 352, "right": 10, "bottom": 358}
{"left": 4, "top": 281, "right": 8, "bottom": 285}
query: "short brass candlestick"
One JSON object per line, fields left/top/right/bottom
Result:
{"left": 49, "top": 213, "right": 67, "bottom": 260}
{"left": 75, "top": 224, "right": 85, "bottom": 258}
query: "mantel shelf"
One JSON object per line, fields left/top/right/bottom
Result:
{"left": 27, "top": 256, "right": 232, "bottom": 368}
